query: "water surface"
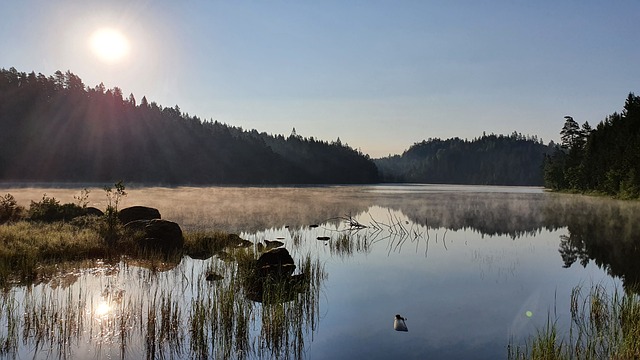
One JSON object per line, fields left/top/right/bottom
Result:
{"left": 1, "top": 184, "right": 638, "bottom": 359}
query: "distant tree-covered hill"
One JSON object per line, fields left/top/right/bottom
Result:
{"left": 544, "top": 93, "right": 640, "bottom": 198}
{"left": 0, "top": 67, "right": 379, "bottom": 184}
{"left": 375, "top": 133, "right": 552, "bottom": 185}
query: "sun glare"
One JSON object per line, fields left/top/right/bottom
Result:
{"left": 94, "top": 301, "right": 112, "bottom": 317}
{"left": 90, "top": 28, "right": 130, "bottom": 63}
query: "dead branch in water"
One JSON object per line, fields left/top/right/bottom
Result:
{"left": 341, "top": 214, "right": 367, "bottom": 229}
{"left": 323, "top": 214, "right": 368, "bottom": 230}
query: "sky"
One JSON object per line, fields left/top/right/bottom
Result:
{"left": 1, "top": 1, "right": 639, "bottom": 158}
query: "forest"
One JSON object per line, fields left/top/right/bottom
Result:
{"left": 0, "top": 68, "right": 378, "bottom": 184}
{"left": 375, "top": 133, "right": 551, "bottom": 185}
{"left": 3, "top": 67, "right": 636, "bottom": 189}
{"left": 543, "top": 93, "right": 640, "bottom": 199}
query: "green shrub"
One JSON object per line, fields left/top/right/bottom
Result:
{"left": 0, "top": 194, "right": 25, "bottom": 223}
{"left": 28, "top": 194, "right": 85, "bottom": 222}
{"left": 102, "top": 181, "right": 127, "bottom": 245}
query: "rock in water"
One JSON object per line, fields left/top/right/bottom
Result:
{"left": 205, "top": 272, "right": 223, "bottom": 281}
{"left": 128, "top": 219, "right": 184, "bottom": 253}
{"left": 394, "top": 314, "right": 408, "bottom": 332}
{"left": 264, "top": 240, "right": 284, "bottom": 250}
{"left": 256, "top": 248, "right": 296, "bottom": 278}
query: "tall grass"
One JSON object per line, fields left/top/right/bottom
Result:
{"left": 0, "top": 221, "right": 109, "bottom": 286}
{"left": 509, "top": 284, "right": 640, "bottom": 360}
{"left": 0, "top": 247, "right": 326, "bottom": 359}
{"left": 0, "top": 290, "right": 19, "bottom": 354}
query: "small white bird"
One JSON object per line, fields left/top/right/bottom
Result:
{"left": 394, "top": 314, "right": 408, "bottom": 332}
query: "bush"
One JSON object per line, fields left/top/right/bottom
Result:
{"left": 28, "top": 194, "right": 85, "bottom": 222}
{"left": 0, "top": 194, "right": 25, "bottom": 223}
{"left": 102, "top": 181, "right": 127, "bottom": 245}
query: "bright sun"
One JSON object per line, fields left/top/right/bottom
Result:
{"left": 90, "top": 28, "right": 130, "bottom": 63}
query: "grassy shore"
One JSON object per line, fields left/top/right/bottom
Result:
{"left": 0, "top": 220, "right": 109, "bottom": 285}
{"left": 0, "top": 218, "right": 234, "bottom": 286}
{"left": 544, "top": 187, "right": 640, "bottom": 201}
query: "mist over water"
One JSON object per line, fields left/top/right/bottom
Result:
{"left": 1, "top": 184, "right": 638, "bottom": 359}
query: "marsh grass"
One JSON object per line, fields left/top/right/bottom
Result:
{"left": 186, "top": 247, "right": 326, "bottom": 360}
{"left": 0, "top": 187, "right": 386, "bottom": 358}
{"left": 0, "top": 242, "right": 327, "bottom": 359}
{"left": 509, "top": 284, "right": 640, "bottom": 360}
{"left": 256, "top": 253, "right": 326, "bottom": 360}
{"left": 182, "top": 230, "right": 244, "bottom": 259}
{"left": 0, "top": 290, "right": 19, "bottom": 354}
{"left": 328, "top": 233, "right": 371, "bottom": 258}
{"left": 0, "top": 221, "right": 110, "bottom": 286}
{"left": 0, "top": 219, "right": 191, "bottom": 287}
{"left": 0, "top": 217, "right": 226, "bottom": 288}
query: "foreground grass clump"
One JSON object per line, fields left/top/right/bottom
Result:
{"left": 183, "top": 231, "right": 249, "bottom": 258}
{"left": 0, "top": 220, "right": 110, "bottom": 285}
{"left": 0, "top": 220, "right": 247, "bottom": 286}
{"left": 509, "top": 284, "right": 640, "bottom": 360}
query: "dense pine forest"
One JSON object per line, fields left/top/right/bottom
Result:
{"left": 2, "top": 67, "right": 637, "bottom": 190}
{"left": 543, "top": 93, "right": 640, "bottom": 199}
{"left": 0, "top": 68, "right": 378, "bottom": 184}
{"left": 375, "top": 133, "right": 551, "bottom": 185}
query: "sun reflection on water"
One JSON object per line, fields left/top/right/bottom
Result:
{"left": 94, "top": 301, "right": 112, "bottom": 317}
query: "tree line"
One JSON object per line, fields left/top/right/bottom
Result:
{"left": 4, "top": 67, "right": 634, "bottom": 189}
{"left": 543, "top": 93, "right": 640, "bottom": 199}
{"left": 375, "top": 133, "right": 551, "bottom": 185}
{"left": 0, "top": 68, "right": 379, "bottom": 184}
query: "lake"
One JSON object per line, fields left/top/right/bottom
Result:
{"left": 1, "top": 184, "right": 639, "bottom": 359}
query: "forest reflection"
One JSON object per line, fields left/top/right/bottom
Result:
{"left": 151, "top": 187, "right": 638, "bottom": 292}
{"left": 381, "top": 191, "right": 640, "bottom": 291}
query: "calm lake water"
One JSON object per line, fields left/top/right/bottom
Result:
{"left": 1, "top": 184, "right": 640, "bottom": 359}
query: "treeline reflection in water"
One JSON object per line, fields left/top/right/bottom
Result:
{"left": 367, "top": 190, "right": 640, "bottom": 291}
{"left": 130, "top": 185, "right": 639, "bottom": 292}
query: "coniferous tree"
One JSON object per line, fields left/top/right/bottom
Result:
{"left": 0, "top": 68, "right": 379, "bottom": 185}
{"left": 543, "top": 93, "right": 640, "bottom": 198}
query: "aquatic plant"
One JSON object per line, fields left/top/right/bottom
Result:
{"left": 509, "top": 284, "right": 640, "bottom": 359}
{"left": 0, "top": 242, "right": 326, "bottom": 359}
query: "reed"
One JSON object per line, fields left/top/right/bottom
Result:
{"left": 327, "top": 233, "right": 371, "bottom": 258}
{"left": 0, "top": 291, "right": 19, "bottom": 355}
{"left": 509, "top": 284, "right": 640, "bottom": 359}
{"left": 0, "top": 233, "right": 326, "bottom": 359}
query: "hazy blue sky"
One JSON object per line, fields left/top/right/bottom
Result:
{"left": 2, "top": 1, "right": 639, "bottom": 157}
